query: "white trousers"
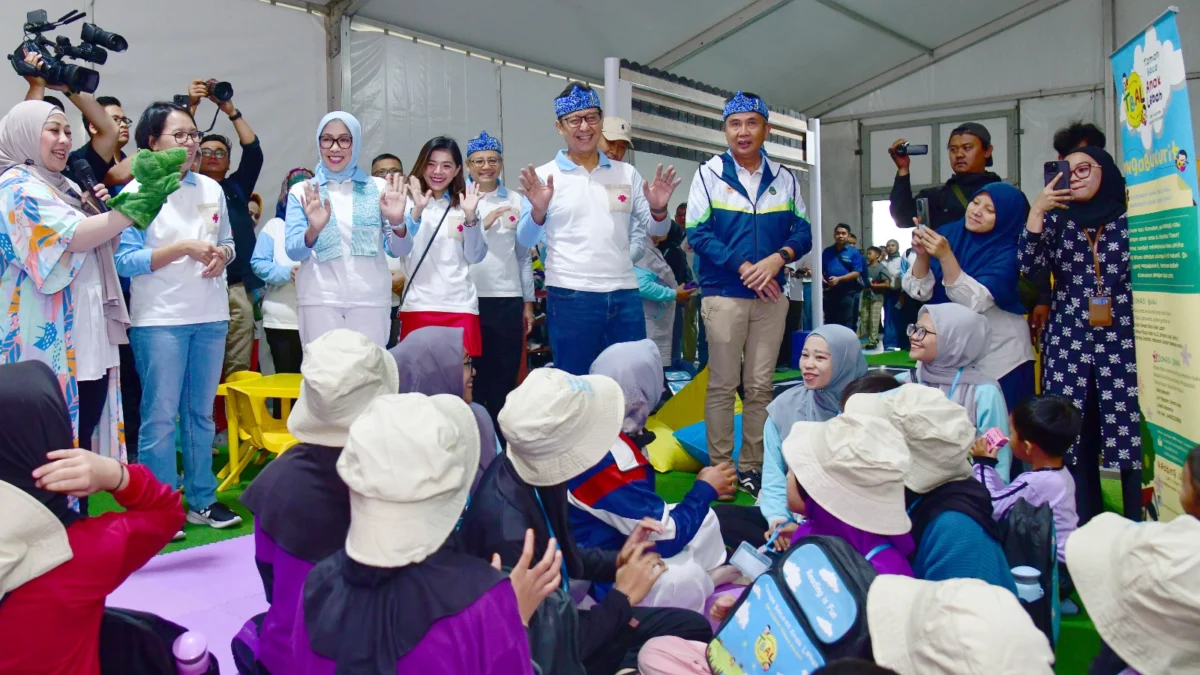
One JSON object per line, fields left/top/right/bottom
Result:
{"left": 640, "top": 509, "right": 727, "bottom": 614}
{"left": 298, "top": 305, "right": 390, "bottom": 347}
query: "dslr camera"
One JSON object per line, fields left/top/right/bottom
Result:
{"left": 174, "top": 79, "right": 234, "bottom": 109}
{"left": 8, "top": 9, "right": 127, "bottom": 94}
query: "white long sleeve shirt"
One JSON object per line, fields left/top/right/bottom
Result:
{"left": 470, "top": 185, "right": 535, "bottom": 301}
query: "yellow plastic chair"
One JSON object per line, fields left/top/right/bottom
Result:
{"left": 216, "top": 383, "right": 299, "bottom": 491}
{"left": 217, "top": 371, "right": 262, "bottom": 451}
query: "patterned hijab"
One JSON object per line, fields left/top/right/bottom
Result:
{"left": 766, "top": 324, "right": 867, "bottom": 439}
{"left": 914, "top": 303, "right": 997, "bottom": 421}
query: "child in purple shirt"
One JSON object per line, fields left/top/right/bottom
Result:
{"left": 971, "top": 395, "right": 1082, "bottom": 563}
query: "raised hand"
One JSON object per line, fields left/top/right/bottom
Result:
{"left": 491, "top": 529, "right": 563, "bottom": 626}
{"left": 518, "top": 165, "right": 554, "bottom": 213}
{"left": 301, "top": 181, "right": 331, "bottom": 232}
{"left": 32, "top": 449, "right": 126, "bottom": 497}
{"left": 379, "top": 171, "right": 408, "bottom": 225}
{"left": 460, "top": 181, "right": 482, "bottom": 222}
{"left": 643, "top": 164, "right": 683, "bottom": 212}
{"left": 1032, "top": 176, "right": 1072, "bottom": 214}
{"left": 406, "top": 175, "right": 432, "bottom": 220}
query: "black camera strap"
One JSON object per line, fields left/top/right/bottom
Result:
{"left": 398, "top": 205, "right": 451, "bottom": 307}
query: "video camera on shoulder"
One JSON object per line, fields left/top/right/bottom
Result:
{"left": 8, "top": 9, "right": 127, "bottom": 94}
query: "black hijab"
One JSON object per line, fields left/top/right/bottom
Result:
{"left": 239, "top": 443, "right": 349, "bottom": 563}
{"left": 658, "top": 222, "right": 692, "bottom": 285}
{"left": 303, "top": 543, "right": 506, "bottom": 675}
{"left": 1061, "top": 145, "right": 1127, "bottom": 227}
{"left": 0, "top": 361, "right": 80, "bottom": 527}
{"left": 906, "top": 478, "right": 1001, "bottom": 545}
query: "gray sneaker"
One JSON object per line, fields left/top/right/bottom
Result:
{"left": 186, "top": 503, "right": 243, "bottom": 529}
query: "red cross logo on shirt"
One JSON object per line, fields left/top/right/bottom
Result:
{"left": 618, "top": 194, "right": 627, "bottom": 202}
{"left": 457, "top": 224, "right": 464, "bottom": 232}
{"left": 212, "top": 213, "right": 219, "bottom": 223}
{"left": 509, "top": 215, "right": 516, "bottom": 222}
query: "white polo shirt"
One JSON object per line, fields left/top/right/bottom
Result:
{"left": 471, "top": 185, "right": 534, "bottom": 300}
{"left": 115, "top": 172, "right": 234, "bottom": 327}
{"left": 517, "top": 150, "right": 669, "bottom": 293}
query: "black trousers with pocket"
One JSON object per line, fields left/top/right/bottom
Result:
{"left": 475, "top": 297, "right": 525, "bottom": 431}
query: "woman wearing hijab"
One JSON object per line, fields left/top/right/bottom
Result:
{"left": 396, "top": 137, "right": 488, "bottom": 356}
{"left": 0, "top": 100, "right": 162, "bottom": 459}
{"left": 233, "top": 329, "right": 398, "bottom": 675}
{"left": 389, "top": 325, "right": 501, "bottom": 488}
{"left": 903, "top": 182, "right": 1035, "bottom": 410}
{"left": 712, "top": 324, "right": 868, "bottom": 550}
{"left": 294, "top": 393, "right": 536, "bottom": 675}
{"left": 0, "top": 361, "right": 185, "bottom": 674}
{"left": 252, "top": 168, "right": 315, "bottom": 375}
{"left": 904, "top": 303, "right": 1011, "bottom": 478}
{"left": 1021, "top": 146, "right": 1140, "bottom": 523}
{"left": 571, "top": 340, "right": 734, "bottom": 613}
{"left": 284, "top": 112, "right": 408, "bottom": 347}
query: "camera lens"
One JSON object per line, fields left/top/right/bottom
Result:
{"left": 212, "top": 81, "right": 234, "bottom": 103}
{"left": 59, "top": 63, "right": 99, "bottom": 94}
{"left": 80, "top": 23, "right": 128, "bottom": 53}
{"left": 895, "top": 143, "right": 909, "bottom": 157}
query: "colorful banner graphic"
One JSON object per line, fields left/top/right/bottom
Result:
{"left": 1114, "top": 8, "right": 1197, "bottom": 521}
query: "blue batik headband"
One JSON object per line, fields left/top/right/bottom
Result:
{"left": 723, "top": 91, "right": 769, "bottom": 121}
{"left": 554, "top": 84, "right": 602, "bottom": 119}
{"left": 466, "top": 130, "right": 502, "bottom": 156}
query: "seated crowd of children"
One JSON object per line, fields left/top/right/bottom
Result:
{"left": 1, "top": 327, "right": 1198, "bottom": 675}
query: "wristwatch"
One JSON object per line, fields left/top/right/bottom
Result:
{"left": 228, "top": 109, "right": 243, "bottom": 122}
{"left": 776, "top": 247, "right": 794, "bottom": 263}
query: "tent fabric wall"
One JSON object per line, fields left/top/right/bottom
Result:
{"left": 0, "top": 0, "right": 327, "bottom": 209}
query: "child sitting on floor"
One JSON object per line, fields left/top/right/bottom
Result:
{"left": 839, "top": 372, "right": 903, "bottom": 411}
{"left": 971, "top": 394, "right": 1081, "bottom": 563}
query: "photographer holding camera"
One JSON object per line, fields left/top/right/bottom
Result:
{"left": 187, "top": 78, "right": 265, "bottom": 378}
{"left": 888, "top": 123, "right": 1002, "bottom": 231}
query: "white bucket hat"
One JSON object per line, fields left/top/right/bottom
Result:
{"left": 844, "top": 383, "right": 976, "bottom": 493}
{"left": 0, "top": 481, "right": 73, "bottom": 598}
{"left": 782, "top": 413, "right": 911, "bottom": 535}
{"left": 1066, "top": 513, "right": 1200, "bottom": 675}
{"left": 288, "top": 328, "right": 400, "bottom": 447}
{"left": 337, "top": 393, "right": 480, "bottom": 567}
{"left": 867, "top": 575, "right": 1055, "bottom": 675}
{"left": 499, "top": 368, "right": 624, "bottom": 487}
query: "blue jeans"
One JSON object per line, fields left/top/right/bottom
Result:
{"left": 546, "top": 287, "right": 646, "bottom": 375}
{"left": 882, "top": 291, "right": 901, "bottom": 349}
{"left": 130, "top": 321, "right": 228, "bottom": 512}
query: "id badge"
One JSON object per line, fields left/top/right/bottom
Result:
{"left": 1089, "top": 295, "right": 1113, "bottom": 327}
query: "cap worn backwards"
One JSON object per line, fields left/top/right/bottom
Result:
{"left": 723, "top": 91, "right": 769, "bottom": 121}
{"left": 554, "top": 84, "right": 602, "bottom": 119}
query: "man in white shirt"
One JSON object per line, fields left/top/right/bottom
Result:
{"left": 466, "top": 130, "right": 535, "bottom": 425}
{"left": 517, "top": 82, "right": 681, "bottom": 375}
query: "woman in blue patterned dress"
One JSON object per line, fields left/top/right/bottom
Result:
{"left": 1019, "top": 145, "right": 1140, "bottom": 523}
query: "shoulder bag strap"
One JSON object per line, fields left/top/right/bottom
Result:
{"left": 398, "top": 207, "right": 451, "bottom": 307}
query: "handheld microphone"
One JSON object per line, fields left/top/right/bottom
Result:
{"left": 71, "top": 158, "right": 109, "bottom": 212}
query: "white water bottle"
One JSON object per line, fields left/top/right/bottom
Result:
{"left": 173, "top": 631, "right": 210, "bottom": 675}
{"left": 1011, "top": 565, "right": 1045, "bottom": 603}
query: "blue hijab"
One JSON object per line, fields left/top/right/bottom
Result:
{"left": 313, "top": 111, "right": 369, "bottom": 184}
{"left": 928, "top": 182, "right": 1028, "bottom": 315}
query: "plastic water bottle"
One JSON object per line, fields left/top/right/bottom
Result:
{"left": 173, "top": 631, "right": 210, "bottom": 675}
{"left": 1011, "top": 566, "right": 1045, "bottom": 603}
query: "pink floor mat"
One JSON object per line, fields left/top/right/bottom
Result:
{"left": 107, "top": 535, "right": 265, "bottom": 674}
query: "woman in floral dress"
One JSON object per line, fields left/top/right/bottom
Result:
{"left": 1019, "top": 145, "right": 1140, "bottom": 523}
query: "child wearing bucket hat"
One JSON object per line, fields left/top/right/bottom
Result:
{"left": 866, "top": 575, "right": 1055, "bottom": 674}
{"left": 235, "top": 328, "right": 398, "bottom": 675}
{"left": 295, "top": 393, "right": 537, "bottom": 674}
{"left": 1067, "top": 513, "right": 1200, "bottom": 675}
{"left": 845, "top": 384, "right": 1017, "bottom": 594}
{"left": 459, "top": 367, "right": 713, "bottom": 675}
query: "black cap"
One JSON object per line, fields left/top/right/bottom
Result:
{"left": 950, "top": 122, "right": 993, "bottom": 167}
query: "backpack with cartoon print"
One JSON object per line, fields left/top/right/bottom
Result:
{"left": 706, "top": 535, "right": 878, "bottom": 674}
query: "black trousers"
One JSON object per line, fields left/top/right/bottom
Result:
{"left": 1072, "top": 373, "right": 1143, "bottom": 524}
{"left": 712, "top": 503, "right": 770, "bottom": 551}
{"left": 387, "top": 305, "right": 400, "bottom": 349}
{"left": 476, "top": 297, "right": 525, "bottom": 429}
{"left": 776, "top": 299, "right": 804, "bottom": 368}
{"left": 582, "top": 606, "right": 712, "bottom": 675}
{"left": 264, "top": 328, "right": 304, "bottom": 374}
{"left": 77, "top": 373, "right": 110, "bottom": 452}
{"left": 823, "top": 289, "right": 858, "bottom": 331}
{"left": 118, "top": 338, "right": 141, "bottom": 464}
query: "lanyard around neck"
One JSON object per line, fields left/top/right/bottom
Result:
{"left": 532, "top": 490, "right": 571, "bottom": 593}
{"left": 1082, "top": 227, "right": 1106, "bottom": 291}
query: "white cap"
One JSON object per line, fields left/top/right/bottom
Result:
{"left": 1067, "top": 513, "right": 1200, "bottom": 675}
{"left": 782, "top": 413, "right": 911, "bottom": 535}
{"left": 868, "top": 575, "right": 1055, "bottom": 675}
{"left": 0, "top": 481, "right": 72, "bottom": 598}
{"left": 338, "top": 393, "right": 480, "bottom": 567}
{"left": 602, "top": 116, "right": 633, "bottom": 145}
{"left": 288, "top": 329, "right": 400, "bottom": 447}
{"left": 845, "top": 384, "right": 976, "bottom": 493}
{"left": 499, "top": 368, "right": 624, "bottom": 487}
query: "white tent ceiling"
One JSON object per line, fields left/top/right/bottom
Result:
{"left": 312, "top": 0, "right": 1070, "bottom": 115}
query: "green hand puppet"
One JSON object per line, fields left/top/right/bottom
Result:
{"left": 108, "top": 147, "right": 189, "bottom": 230}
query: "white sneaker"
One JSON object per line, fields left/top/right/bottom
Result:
{"left": 212, "top": 429, "right": 228, "bottom": 449}
{"left": 172, "top": 530, "right": 186, "bottom": 542}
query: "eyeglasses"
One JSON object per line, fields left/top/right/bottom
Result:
{"left": 162, "top": 130, "right": 202, "bottom": 144}
{"left": 1070, "top": 163, "right": 1100, "bottom": 179}
{"left": 561, "top": 112, "right": 601, "bottom": 130}
{"left": 319, "top": 135, "right": 354, "bottom": 149}
{"left": 372, "top": 168, "right": 403, "bottom": 177}
{"left": 463, "top": 356, "right": 474, "bottom": 370}
{"left": 469, "top": 158, "right": 500, "bottom": 169}
{"left": 200, "top": 149, "right": 228, "bottom": 159}
{"left": 906, "top": 324, "right": 936, "bottom": 341}
{"left": 111, "top": 115, "right": 132, "bottom": 126}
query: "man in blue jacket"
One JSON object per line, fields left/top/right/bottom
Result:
{"left": 686, "top": 91, "right": 812, "bottom": 498}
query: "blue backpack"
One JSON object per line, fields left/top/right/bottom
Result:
{"left": 707, "top": 535, "right": 879, "bottom": 674}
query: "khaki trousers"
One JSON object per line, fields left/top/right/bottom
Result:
{"left": 222, "top": 284, "right": 255, "bottom": 378}
{"left": 701, "top": 295, "right": 789, "bottom": 472}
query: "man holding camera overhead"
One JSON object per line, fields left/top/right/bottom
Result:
{"left": 188, "top": 78, "right": 265, "bottom": 378}
{"left": 888, "top": 122, "right": 1001, "bottom": 230}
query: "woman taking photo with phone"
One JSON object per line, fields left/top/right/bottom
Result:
{"left": 284, "top": 112, "right": 408, "bottom": 347}
{"left": 395, "top": 136, "right": 488, "bottom": 356}
{"left": 1020, "top": 147, "right": 1139, "bottom": 525}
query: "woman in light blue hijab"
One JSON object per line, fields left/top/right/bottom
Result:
{"left": 283, "top": 111, "right": 410, "bottom": 347}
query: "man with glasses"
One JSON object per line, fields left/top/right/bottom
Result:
{"left": 370, "top": 153, "right": 404, "bottom": 179}
{"left": 62, "top": 95, "right": 131, "bottom": 191}
{"left": 517, "top": 82, "right": 681, "bottom": 374}
{"left": 188, "top": 79, "right": 264, "bottom": 380}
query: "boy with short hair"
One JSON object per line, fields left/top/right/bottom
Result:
{"left": 971, "top": 394, "right": 1081, "bottom": 562}
{"left": 860, "top": 246, "right": 889, "bottom": 348}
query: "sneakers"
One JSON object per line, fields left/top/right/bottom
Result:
{"left": 172, "top": 530, "right": 186, "bottom": 542}
{"left": 738, "top": 470, "right": 763, "bottom": 498}
{"left": 187, "top": 503, "right": 243, "bottom": 529}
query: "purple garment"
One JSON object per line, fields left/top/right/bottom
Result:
{"left": 290, "top": 580, "right": 535, "bottom": 675}
{"left": 789, "top": 499, "right": 916, "bottom": 576}
{"left": 974, "top": 464, "right": 1078, "bottom": 562}
{"left": 238, "top": 528, "right": 320, "bottom": 674}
